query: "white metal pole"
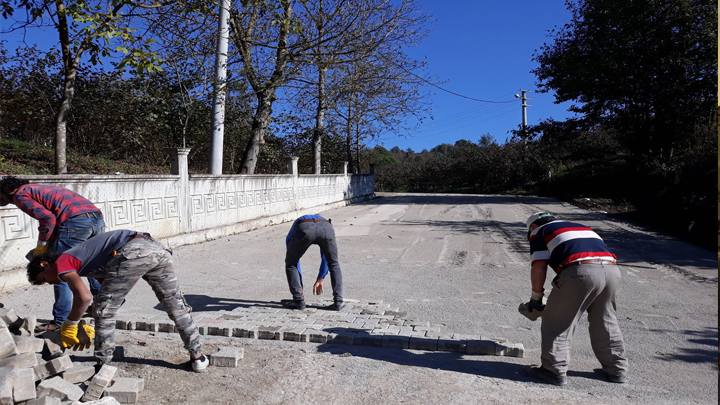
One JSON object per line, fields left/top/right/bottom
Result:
{"left": 209, "top": 0, "right": 230, "bottom": 174}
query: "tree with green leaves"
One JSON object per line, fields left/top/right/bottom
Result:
{"left": 2, "top": 0, "right": 165, "bottom": 173}
{"left": 532, "top": 0, "right": 717, "bottom": 175}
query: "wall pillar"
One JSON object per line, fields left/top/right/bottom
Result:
{"left": 168, "top": 148, "right": 191, "bottom": 233}
{"left": 287, "top": 157, "right": 299, "bottom": 177}
{"left": 369, "top": 164, "right": 375, "bottom": 175}
{"left": 342, "top": 161, "right": 348, "bottom": 177}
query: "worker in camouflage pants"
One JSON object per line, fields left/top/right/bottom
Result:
{"left": 27, "top": 230, "right": 209, "bottom": 373}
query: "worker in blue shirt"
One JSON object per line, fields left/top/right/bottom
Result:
{"left": 283, "top": 214, "right": 344, "bottom": 311}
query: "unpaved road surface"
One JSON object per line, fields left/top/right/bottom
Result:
{"left": 2, "top": 193, "right": 717, "bottom": 404}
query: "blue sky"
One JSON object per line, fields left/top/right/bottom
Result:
{"left": 1, "top": 1, "right": 577, "bottom": 153}
{"left": 374, "top": 0, "right": 577, "bottom": 152}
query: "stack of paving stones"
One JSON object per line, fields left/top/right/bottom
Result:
{"left": 1, "top": 307, "right": 144, "bottom": 405}
{"left": 119, "top": 300, "right": 524, "bottom": 357}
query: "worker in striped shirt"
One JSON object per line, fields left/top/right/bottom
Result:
{"left": 521, "top": 212, "right": 628, "bottom": 386}
{"left": 0, "top": 175, "right": 105, "bottom": 331}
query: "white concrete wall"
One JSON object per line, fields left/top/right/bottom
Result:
{"left": 0, "top": 169, "right": 374, "bottom": 290}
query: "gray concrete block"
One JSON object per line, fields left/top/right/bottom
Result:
{"left": 437, "top": 338, "right": 467, "bottom": 353}
{"left": 353, "top": 332, "right": 383, "bottom": 347}
{"left": 115, "top": 320, "right": 135, "bottom": 330}
{"left": 466, "top": 339, "right": 497, "bottom": 355}
{"left": 0, "top": 327, "right": 19, "bottom": 359}
{"left": 42, "top": 331, "right": 65, "bottom": 358}
{"left": 103, "top": 377, "right": 144, "bottom": 403}
{"left": 19, "top": 316, "right": 37, "bottom": 336}
{"left": 157, "top": 322, "right": 176, "bottom": 333}
{"left": 408, "top": 337, "right": 438, "bottom": 351}
{"left": 82, "top": 364, "right": 117, "bottom": 402}
{"left": 33, "top": 362, "right": 51, "bottom": 381}
{"left": 13, "top": 335, "right": 45, "bottom": 354}
{"left": 232, "top": 326, "right": 258, "bottom": 339}
{"left": 2, "top": 352, "right": 39, "bottom": 368}
{"left": 207, "top": 326, "right": 232, "bottom": 337}
{"left": 498, "top": 342, "right": 524, "bottom": 358}
{"left": 209, "top": 347, "right": 244, "bottom": 367}
{"left": 84, "top": 398, "right": 123, "bottom": 405}
{"left": 0, "top": 373, "right": 13, "bottom": 405}
{"left": 328, "top": 331, "right": 356, "bottom": 345}
{"left": 381, "top": 335, "right": 409, "bottom": 349}
{"left": 257, "top": 326, "right": 282, "bottom": 340}
{"left": 13, "top": 368, "right": 36, "bottom": 403}
{"left": 24, "top": 396, "right": 62, "bottom": 405}
{"left": 280, "top": 328, "right": 307, "bottom": 342}
{"left": 135, "top": 321, "right": 158, "bottom": 332}
{"left": 47, "top": 356, "right": 73, "bottom": 375}
{"left": 37, "top": 377, "right": 84, "bottom": 401}
{"left": 0, "top": 309, "right": 18, "bottom": 326}
{"left": 306, "top": 330, "right": 329, "bottom": 343}
{"left": 62, "top": 365, "right": 96, "bottom": 384}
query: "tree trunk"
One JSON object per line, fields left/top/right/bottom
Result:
{"left": 238, "top": 92, "right": 274, "bottom": 174}
{"left": 312, "top": 65, "right": 327, "bottom": 174}
{"left": 346, "top": 101, "right": 353, "bottom": 174}
{"left": 355, "top": 120, "right": 361, "bottom": 173}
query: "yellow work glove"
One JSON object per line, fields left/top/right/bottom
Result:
{"left": 33, "top": 241, "right": 49, "bottom": 256}
{"left": 73, "top": 323, "right": 95, "bottom": 351}
{"left": 59, "top": 321, "right": 81, "bottom": 350}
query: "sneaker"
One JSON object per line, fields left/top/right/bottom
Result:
{"left": 192, "top": 355, "right": 209, "bottom": 373}
{"left": 324, "top": 301, "right": 346, "bottom": 311}
{"left": 526, "top": 366, "right": 567, "bottom": 386}
{"left": 282, "top": 300, "right": 306, "bottom": 310}
{"left": 594, "top": 368, "right": 627, "bottom": 384}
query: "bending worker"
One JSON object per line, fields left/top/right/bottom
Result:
{"left": 521, "top": 212, "right": 628, "bottom": 386}
{"left": 27, "top": 229, "right": 209, "bottom": 373}
{"left": 0, "top": 175, "right": 105, "bottom": 331}
{"left": 283, "top": 214, "right": 344, "bottom": 311}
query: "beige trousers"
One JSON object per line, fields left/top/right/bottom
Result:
{"left": 541, "top": 263, "right": 628, "bottom": 376}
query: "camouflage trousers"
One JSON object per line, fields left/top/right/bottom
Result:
{"left": 93, "top": 237, "right": 202, "bottom": 364}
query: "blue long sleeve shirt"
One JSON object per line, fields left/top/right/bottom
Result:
{"left": 286, "top": 215, "right": 329, "bottom": 281}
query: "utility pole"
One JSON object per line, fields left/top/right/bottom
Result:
{"left": 514, "top": 90, "right": 531, "bottom": 128}
{"left": 209, "top": 0, "right": 230, "bottom": 174}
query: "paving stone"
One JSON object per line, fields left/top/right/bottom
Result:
{"left": 281, "top": 328, "right": 308, "bottom": 342}
{"left": 134, "top": 321, "right": 158, "bottom": 332}
{"left": 47, "top": 356, "right": 73, "bottom": 376}
{"left": 369, "top": 315, "right": 394, "bottom": 320}
{"left": 370, "top": 329, "right": 399, "bottom": 335}
{"left": 24, "top": 396, "right": 62, "bottom": 405}
{"left": 353, "top": 332, "right": 382, "bottom": 347}
{"left": 299, "top": 324, "right": 324, "bottom": 330}
{"left": 257, "top": 326, "right": 283, "bottom": 340}
{"left": 407, "top": 321, "right": 430, "bottom": 327}
{"left": 305, "top": 330, "right": 329, "bottom": 343}
{"left": 2, "top": 352, "right": 38, "bottom": 368}
{"left": 18, "top": 316, "right": 37, "bottom": 336}
{"left": 408, "top": 337, "right": 438, "bottom": 351}
{"left": 383, "top": 311, "right": 407, "bottom": 317}
{"left": 83, "top": 397, "right": 122, "bottom": 405}
{"left": 42, "top": 331, "right": 64, "bottom": 358}
{"left": 157, "top": 322, "right": 176, "bottom": 333}
{"left": 405, "top": 331, "right": 427, "bottom": 338}
{"left": 379, "top": 319, "right": 405, "bottom": 327}
{"left": 497, "top": 342, "right": 524, "bottom": 358}
{"left": 0, "top": 309, "right": 18, "bottom": 326}
{"left": 82, "top": 365, "right": 117, "bottom": 402}
{"left": 269, "top": 321, "right": 301, "bottom": 329}
{"left": 334, "top": 322, "right": 367, "bottom": 330}
{"left": 207, "top": 326, "right": 232, "bottom": 337}
{"left": 13, "top": 367, "right": 36, "bottom": 403}
{"left": 13, "top": 335, "right": 45, "bottom": 354}
{"left": 381, "top": 335, "right": 409, "bottom": 349}
{"left": 232, "top": 326, "right": 258, "bottom": 339}
{"left": 116, "top": 320, "right": 135, "bottom": 330}
{"left": 62, "top": 365, "right": 96, "bottom": 384}
{"left": 466, "top": 339, "right": 498, "bottom": 355}
{"left": 413, "top": 326, "right": 441, "bottom": 333}
{"left": 360, "top": 309, "right": 383, "bottom": 315}
{"left": 328, "top": 331, "right": 356, "bottom": 345}
{"left": 209, "top": 347, "right": 244, "bottom": 367}
{"left": 33, "top": 361, "right": 51, "bottom": 382}
{"left": 436, "top": 337, "right": 467, "bottom": 353}
{"left": 37, "top": 377, "right": 84, "bottom": 401}
{"left": 0, "top": 327, "right": 19, "bottom": 359}
{"left": 103, "top": 377, "right": 144, "bottom": 403}
{"left": 0, "top": 372, "right": 13, "bottom": 405}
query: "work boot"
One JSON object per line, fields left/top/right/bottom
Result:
{"left": 192, "top": 355, "right": 209, "bottom": 373}
{"left": 282, "top": 300, "right": 306, "bottom": 310}
{"left": 594, "top": 368, "right": 627, "bottom": 384}
{"left": 526, "top": 366, "right": 567, "bottom": 386}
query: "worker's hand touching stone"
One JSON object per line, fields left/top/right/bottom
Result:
{"left": 313, "top": 278, "right": 324, "bottom": 295}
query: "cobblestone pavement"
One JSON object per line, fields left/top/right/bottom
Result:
{"left": 117, "top": 299, "right": 524, "bottom": 357}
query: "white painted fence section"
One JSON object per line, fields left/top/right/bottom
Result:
{"left": 0, "top": 151, "right": 374, "bottom": 290}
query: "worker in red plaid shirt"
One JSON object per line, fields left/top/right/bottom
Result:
{"left": 0, "top": 175, "right": 105, "bottom": 331}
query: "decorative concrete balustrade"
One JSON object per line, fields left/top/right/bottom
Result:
{"left": 0, "top": 150, "right": 374, "bottom": 289}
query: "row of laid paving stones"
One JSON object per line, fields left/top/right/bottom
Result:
{"left": 116, "top": 300, "right": 525, "bottom": 357}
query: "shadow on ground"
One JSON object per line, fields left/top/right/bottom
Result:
{"left": 154, "top": 295, "right": 283, "bottom": 313}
